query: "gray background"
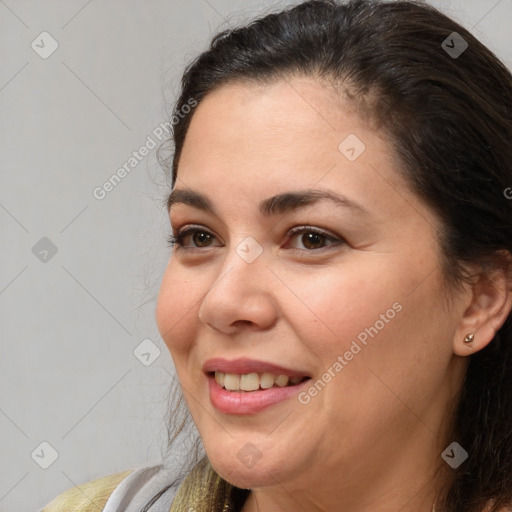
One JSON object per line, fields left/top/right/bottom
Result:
{"left": 0, "top": 0, "right": 510, "bottom": 510}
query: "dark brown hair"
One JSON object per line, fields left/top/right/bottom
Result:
{"left": 158, "top": 1, "right": 512, "bottom": 511}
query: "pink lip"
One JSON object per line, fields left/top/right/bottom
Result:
{"left": 206, "top": 373, "right": 311, "bottom": 415}
{"left": 202, "top": 357, "right": 310, "bottom": 378}
{"left": 202, "top": 358, "right": 312, "bottom": 415}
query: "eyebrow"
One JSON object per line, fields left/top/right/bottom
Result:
{"left": 166, "top": 188, "right": 370, "bottom": 217}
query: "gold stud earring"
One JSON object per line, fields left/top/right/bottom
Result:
{"left": 464, "top": 333, "right": 475, "bottom": 344}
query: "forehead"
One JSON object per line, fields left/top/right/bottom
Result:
{"left": 174, "top": 77, "right": 432, "bottom": 228}
{"left": 181, "top": 78, "right": 359, "bottom": 163}
{"left": 182, "top": 80, "right": 372, "bottom": 178}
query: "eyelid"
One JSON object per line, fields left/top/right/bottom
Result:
{"left": 286, "top": 225, "right": 341, "bottom": 241}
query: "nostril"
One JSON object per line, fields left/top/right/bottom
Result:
{"left": 232, "top": 320, "right": 253, "bottom": 328}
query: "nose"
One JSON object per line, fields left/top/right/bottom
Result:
{"left": 197, "top": 250, "right": 278, "bottom": 335}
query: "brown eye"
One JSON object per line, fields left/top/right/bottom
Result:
{"left": 191, "top": 231, "right": 213, "bottom": 247}
{"left": 286, "top": 226, "right": 343, "bottom": 251}
{"left": 169, "top": 226, "right": 220, "bottom": 249}
{"left": 301, "top": 232, "right": 327, "bottom": 250}
{"left": 168, "top": 225, "right": 343, "bottom": 252}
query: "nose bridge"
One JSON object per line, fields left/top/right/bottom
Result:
{"left": 198, "top": 236, "right": 277, "bottom": 332}
{"left": 215, "top": 233, "right": 268, "bottom": 290}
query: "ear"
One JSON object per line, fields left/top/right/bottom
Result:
{"left": 453, "top": 257, "right": 512, "bottom": 356}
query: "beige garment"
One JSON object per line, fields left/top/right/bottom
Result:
{"left": 41, "top": 469, "right": 134, "bottom": 511}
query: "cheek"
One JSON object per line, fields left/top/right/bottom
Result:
{"left": 274, "top": 260, "right": 401, "bottom": 361}
{"left": 278, "top": 254, "right": 452, "bottom": 406}
{"left": 327, "top": 274, "right": 452, "bottom": 425}
{"left": 155, "top": 264, "right": 202, "bottom": 356}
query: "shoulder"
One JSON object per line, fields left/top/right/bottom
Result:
{"left": 40, "top": 469, "right": 134, "bottom": 512}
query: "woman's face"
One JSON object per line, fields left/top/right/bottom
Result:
{"left": 156, "top": 77, "right": 467, "bottom": 502}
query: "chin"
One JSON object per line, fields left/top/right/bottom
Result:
{"left": 212, "top": 459, "right": 281, "bottom": 489}
{"left": 206, "top": 442, "right": 298, "bottom": 490}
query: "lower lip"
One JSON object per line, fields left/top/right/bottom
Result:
{"left": 207, "top": 373, "right": 311, "bottom": 415}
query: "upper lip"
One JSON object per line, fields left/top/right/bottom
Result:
{"left": 203, "top": 357, "right": 311, "bottom": 378}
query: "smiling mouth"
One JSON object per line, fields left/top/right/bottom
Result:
{"left": 209, "top": 371, "right": 311, "bottom": 392}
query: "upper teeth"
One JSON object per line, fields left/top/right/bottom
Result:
{"left": 214, "top": 372, "right": 304, "bottom": 391}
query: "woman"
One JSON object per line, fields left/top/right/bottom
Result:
{"left": 41, "top": 0, "right": 512, "bottom": 511}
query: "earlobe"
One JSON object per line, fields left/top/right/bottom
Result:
{"left": 453, "top": 264, "right": 512, "bottom": 357}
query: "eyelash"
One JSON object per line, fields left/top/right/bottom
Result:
{"left": 166, "top": 225, "right": 344, "bottom": 252}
